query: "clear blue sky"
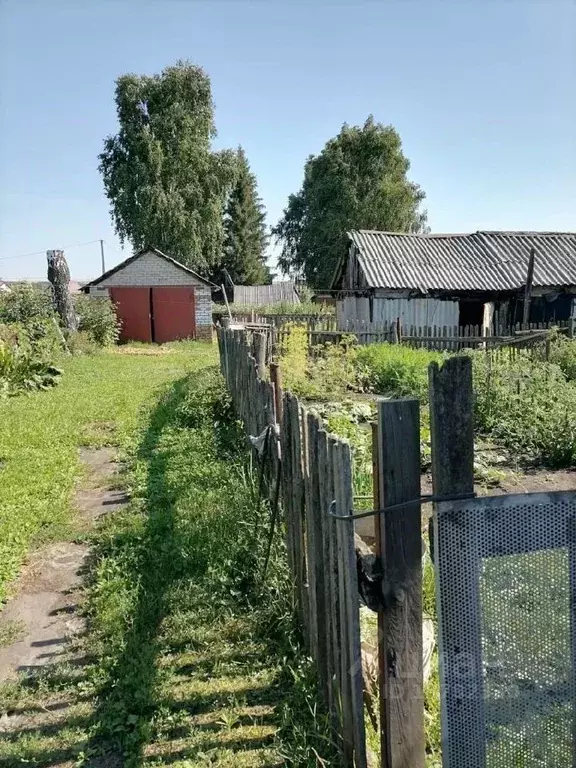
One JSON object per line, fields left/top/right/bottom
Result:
{"left": 0, "top": 0, "right": 574, "bottom": 281}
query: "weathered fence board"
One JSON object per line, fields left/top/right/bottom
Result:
{"left": 376, "top": 399, "right": 425, "bottom": 768}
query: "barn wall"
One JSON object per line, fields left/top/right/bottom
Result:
{"left": 337, "top": 296, "right": 459, "bottom": 329}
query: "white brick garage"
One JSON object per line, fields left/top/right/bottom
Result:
{"left": 82, "top": 247, "right": 214, "bottom": 343}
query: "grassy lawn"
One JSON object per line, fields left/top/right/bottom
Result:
{"left": 0, "top": 343, "right": 215, "bottom": 604}
{"left": 0, "top": 347, "right": 333, "bottom": 766}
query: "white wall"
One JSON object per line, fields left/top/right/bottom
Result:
{"left": 96, "top": 250, "right": 207, "bottom": 287}
{"left": 89, "top": 250, "right": 213, "bottom": 329}
{"left": 337, "top": 296, "right": 459, "bottom": 329}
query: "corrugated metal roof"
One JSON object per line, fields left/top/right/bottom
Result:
{"left": 346, "top": 230, "right": 576, "bottom": 292}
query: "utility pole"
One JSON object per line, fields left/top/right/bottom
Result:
{"left": 100, "top": 239, "right": 106, "bottom": 275}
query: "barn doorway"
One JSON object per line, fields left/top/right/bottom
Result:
{"left": 458, "top": 300, "right": 484, "bottom": 327}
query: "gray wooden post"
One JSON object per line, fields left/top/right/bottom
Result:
{"left": 253, "top": 332, "right": 267, "bottom": 380}
{"left": 376, "top": 399, "right": 425, "bottom": 768}
{"left": 429, "top": 356, "right": 485, "bottom": 768}
{"left": 269, "top": 362, "right": 283, "bottom": 425}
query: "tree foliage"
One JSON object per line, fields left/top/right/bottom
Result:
{"left": 273, "top": 117, "right": 428, "bottom": 287}
{"left": 99, "top": 61, "right": 235, "bottom": 275}
{"left": 218, "top": 147, "right": 270, "bottom": 285}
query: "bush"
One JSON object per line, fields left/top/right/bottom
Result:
{"left": 472, "top": 351, "right": 576, "bottom": 467}
{"left": 75, "top": 294, "right": 120, "bottom": 346}
{"left": 279, "top": 324, "right": 363, "bottom": 400}
{"left": 0, "top": 336, "right": 62, "bottom": 396}
{"left": 356, "top": 343, "right": 445, "bottom": 402}
{"left": 0, "top": 284, "right": 53, "bottom": 324}
{"left": 550, "top": 334, "right": 576, "bottom": 382}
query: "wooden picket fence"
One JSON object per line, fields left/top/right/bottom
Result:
{"left": 217, "top": 326, "right": 368, "bottom": 765}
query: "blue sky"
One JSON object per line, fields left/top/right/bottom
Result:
{"left": 0, "top": 0, "right": 574, "bottom": 280}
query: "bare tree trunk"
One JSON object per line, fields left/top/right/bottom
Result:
{"left": 47, "top": 250, "right": 77, "bottom": 332}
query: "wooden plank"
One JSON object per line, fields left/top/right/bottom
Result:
{"left": 281, "top": 391, "right": 295, "bottom": 581}
{"left": 318, "top": 428, "right": 335, "bottom": 710}
{"left": 307, "top": 414, "right": 329, "bottom": 701}
{"left": 336, "top": 440, "right": 368, "bottom": 768}
{"left": 302, "top": 412, "right": 318, "bottom": 660}
{"left": 333, "top": 440, "right": 354, "bottom": 764}
{"left": 377, "top": 400, "right": 425, "bottom": 768}
{"left": 327, "top": 435, "right": 343, "bottom": 734}
{"left": 290, "top": 395, "right": 309, "bottom": 639}
{"left": 429, "top": 357, "right": 485, "bottom": 768}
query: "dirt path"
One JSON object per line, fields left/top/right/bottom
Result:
{"left": 0, "top": 448, "right": 127, "bottom": 681}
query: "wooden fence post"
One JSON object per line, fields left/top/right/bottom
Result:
{"left": 333, "top": 440, "right": 368, "bottom": 768}
{"left": 270, "top": 362, "right": 283, "bottom": 425}
{"left": 429, "top": 357, "right": 485, "bottom": 768}
{"left": 253, "top": 332, "right": 267, "bottom": 380}
{"left": 376, "top": 399, "right": 425, "bottom": 768}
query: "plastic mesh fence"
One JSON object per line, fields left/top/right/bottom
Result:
{"left": 434, "top": 491, "right": 576, "bottom": 767}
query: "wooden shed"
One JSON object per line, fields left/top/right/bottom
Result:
{"left": 81, "top": 247, "right": 214, "bottom": 343}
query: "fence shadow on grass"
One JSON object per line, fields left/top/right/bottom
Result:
{"left": 85, "top": 368, "right": 283, "bottom": 766}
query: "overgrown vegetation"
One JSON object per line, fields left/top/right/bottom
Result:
{"left": 0, "top": 348, "right": 335, "bottom": 766}
{"left": 0, "top": 285, "right": 120, "bottom": 396}
{"left": 472, "top": 349, "right": 576, "bottom": 467}
{"left": 279, "top": 329, "right": 576, "bottom": 470}
{"left": 280, "top": 324, "right": 364, "bottom": 400}
{"left": 356, "top": 343, "right": 445, "bottom": 402}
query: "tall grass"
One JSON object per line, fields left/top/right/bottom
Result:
{"left": 356, "top": 343, "right": 445, "bottom": 401}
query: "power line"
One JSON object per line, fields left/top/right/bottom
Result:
{"left": 0, "top": 239, "right": 103, "bottom": 262}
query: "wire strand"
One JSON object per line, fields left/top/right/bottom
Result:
{"left": 0, "top": 239, "right": 103, "bottom": 262}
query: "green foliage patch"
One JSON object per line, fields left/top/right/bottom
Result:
{"left": 357, "top": 342, "right": 445, "bottom": 402}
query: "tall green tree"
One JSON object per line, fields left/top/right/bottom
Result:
{"left": 273, "top": 117, "right": 428, "bottom": 287}
{"left": 218, "top": 148, "right": 270, "bottom": 285}
{"left": 99, "top": 61, "right": 235, "bottom": 274}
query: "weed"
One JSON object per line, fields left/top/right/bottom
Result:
{"left": 356, "top": 343, "right": 445, "bottom": 402}
{"left": 472, "top": 351, "right": 576, "bottom": 467}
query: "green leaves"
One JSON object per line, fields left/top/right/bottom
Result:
{"left": 218, "top": 147, "right": 270, "bottom": 285}
{"left": 273, "top": 116, "right": 428, "bottom": 287}
{"left": 99, "top": 61, "right": 235, "bottom": 275}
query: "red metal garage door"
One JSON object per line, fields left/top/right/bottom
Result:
{"left": 152, "top": 286, "right": 196, "bottom": 343}
{"left": 109, "top": 287, "right": 152, "bottom": 343}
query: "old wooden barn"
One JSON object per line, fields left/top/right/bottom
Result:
{"left": 332, "top": 230, "right": 576, "bottom": 331}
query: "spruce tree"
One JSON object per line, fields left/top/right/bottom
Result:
{"left": 220, "top": 148, "right": 270, "bottom": 285}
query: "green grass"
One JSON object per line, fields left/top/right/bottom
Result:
{"left": 356, "top": 342, "right": 445, "bottom": 402}
{"left": 0, "top": 343, "right": 213, "bottom": 604}
{"left": 0, "top": 347, "right": 335, "bottom": 767}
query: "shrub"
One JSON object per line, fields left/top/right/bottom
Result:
{"left": 0, "top": 337, "right": 62, "bottom": 396}
{"left": 549, "top": 334, "right": 576, "bottom": 382}
{"left": 0, "top": 284, "right": 53, "bottom": 324}
{"left": 356, "top": 343, "right": 445, "bottom": 402}
{"left": 279, "top": 324, "right": 363, "bottom": 400}
{"left": 75, "top": 294, "right": 120, "bottom": 346}
{"left": 472, "top": 351, "right": 576, "bottom": 467}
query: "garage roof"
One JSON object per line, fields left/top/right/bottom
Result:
{"left": 82, "top": 246, "right": 216, "bottom": 290}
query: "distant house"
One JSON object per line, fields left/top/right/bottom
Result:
{"left": 332, "top": 230, "right": 576, "bottom": 331}
{"left": 81, "top": 246, "right": 215, "bottom": 343}
{"left": 228, "top": 281, "right": 301, "bottom": 306}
